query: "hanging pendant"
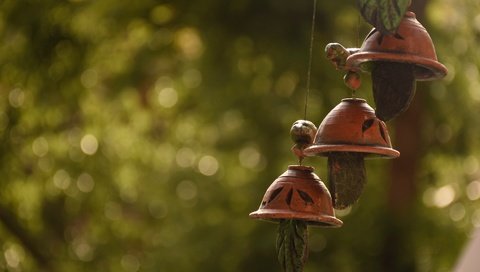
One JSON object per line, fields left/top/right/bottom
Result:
{"left": 249, "top": 165, "right": 343, "bottom": 227}
{"left": 304, "top": 98, "right": 399, "bottom": 209}
{"left": 304, "top": 98, "right": 399, "bottom": 158}
{"left": 346, "top": 11, "right": 448, "bottom": 81}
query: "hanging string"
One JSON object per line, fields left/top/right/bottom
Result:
{"left": 304, "top": 0, "right": 318, "bottom": 120}
{"left": 356, "top": 15, "right": 362, "bottom": 48}
{"left": 351, "top": 15, "right": 362, "bottom": 98}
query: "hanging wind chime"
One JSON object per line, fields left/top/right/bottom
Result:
{"left": 250, "top": 1, "right": 343, "bottom": 271}
{"left": 249, "top": 0, "right": 447, "bottom": 271}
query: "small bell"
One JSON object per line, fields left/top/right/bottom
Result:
{"left": 304, "top": 98, "right": 399, "bottom": 158}
{"left": 303, "top": 98, "right": 399, "bottom": 209}
{"left": 346, "top": 11, "right": 447, "bottom": 81}
{"left": 249, "top": 165, "right": 343, "bottom": 227}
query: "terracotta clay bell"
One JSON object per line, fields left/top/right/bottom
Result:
{"left": 346, "top": 11, "right": 447, "bottom": 81}
{"left": 304, "top": 98, "right": 399, "bottom": 158}
{"left": 249, "top": 165, "right": 343, "bottom": 227}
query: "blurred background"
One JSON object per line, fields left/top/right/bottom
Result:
{"left": 0, "top": 0, "right": 479, "bottom": 271}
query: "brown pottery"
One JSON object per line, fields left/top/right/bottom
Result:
{"left": 303, "top": 98, "right": 400, "bottom": 158}
{"left": 346, "top": 11, "right": 447, "bottom": 81}
{"left": 249, "top": 165, "right": 343, "bottom": 227}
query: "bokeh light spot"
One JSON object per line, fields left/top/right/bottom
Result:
{"left": 8, "top": 88, "right": 25, "bottom": 108}
{"left": 80, "top": 134, "right": 98, "bottom": 155}
{"left": 151, "top": 5, "right": 174, "bottom": 25}
{"left": 239, "top": 146, "right": 261, "bottom": 169}
{"left": 309, "top": 233, "right": 327, "bottom": 252}
{"left": 4, "top": 244, "right": 24, "bottom": 268}
{"left": 433, "top": 185, "right": 456, "bottom": 208}
{"left": 449, "top": 203, "right": 466, "bottom": 222}
{"left": 275, "top": 71, "right": 298, "bottom": 97}
{"left": 157, "top": 87, "right": 178, "bottom": 108}
{"left": 81, "top": 69, "right": 98, "bottom": 88}
{"left": 32, "top": 137, "right": 49, "bottom": 157}
{"left": 466, "top": 180, "right": 480, "bottom": 201}
{"left": 176, "top": 180, "right": 198, "bottom": 201}
{"left": 174, "top": 27, "right": 203, "bottom": 60}
{"left": 72, "top": 239, "right": 94, "bottom": 262}
{"left": 198, "top": 155, "right": 219, "bottom": 176}
{"left": 77, "top": 173, "right": 95, "bottom": 193}
{"left": 474, "top": 14, "right": 480, "bottom": 32}
{"left": 176, "top": 147, "right": 196, "bottom": 168}
{"left": 222, "top": 110, "right": 244, "bottom": 132}
{"left": 53, "top": 169, "right": 71, "bottom": 190}
{"left": 463, "top": 156, "right": 479, "bottom": 175}
{"left": 472, "top": 209, "right": 480, "bottom": 227}
{"left": 121, "top": 254, "right": 140, "bottom": 272}
{"left": 155, "top": 76, "right": 173, "bottom": 90}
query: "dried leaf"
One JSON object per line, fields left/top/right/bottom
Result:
{"left": 356, "top": 0, "right": 410, "bottom": 35}
{"left": 372, "top": 61, "right": 416, "bottom": 121}
{"left": 328, "top": 152, "right": 366, "bottom": 209}
{"left": 276, "top": 220, "right": 308, "bottom": 272}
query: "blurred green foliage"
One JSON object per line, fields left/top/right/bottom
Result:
{"left": 0, "top": 0, "right": 479, "bottom": 271}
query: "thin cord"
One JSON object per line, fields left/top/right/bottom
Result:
{"left": 304, "top": 0, "right": 317, "bottom": 120}
{"left": 356, "top": 15, "right": 361, "bottom": 48}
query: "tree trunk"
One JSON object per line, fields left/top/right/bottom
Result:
{"left": 381, "top": 1, "right": 428, "bottom": 271}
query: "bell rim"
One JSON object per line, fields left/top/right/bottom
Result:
{"left": 346, "top": 51, "right": 448, "bottom": 81}
{"left": 249, "top": 210, "right": 343, "bottom": 228}
{"left": 303, "top": 143, "right": 400, "bottom": 158}
{"left": 286, "top": 165, "right": 314, "bottom": 172}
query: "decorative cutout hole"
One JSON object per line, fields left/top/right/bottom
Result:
{"left": 297, "top": 190, "right": 314, "bottom": 205}
{"left": 286, "top": 189, "right": 293, "bottom": 206}
{"left": 362, "top": 118, "right": 375, "bottom": 133}
{"left": 378, "top": 123, "right": 387, "bottom": 143}
{"left": 268, "top": 187, "right": 284, "bottom": 203}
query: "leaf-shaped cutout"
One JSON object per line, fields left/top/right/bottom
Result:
{"left": 378, "top": 122, "right": 387, "bottom": 143}
{"left": 362, "top": 118, "right": 375, "bottom": 133}
{"left": 276, "top": 220, "right": 308, "bottom": 272}
{"left": 296, "top": 190, "right": 314, "bottom": 205}
{"left": 356, "top": 0, "right": 410, "bottom": 34}
{"left": 268, "top": 187, "right": 284, "bottom": 204}
{"left": 286, "top": 189, "right": 294, "bottom": 206}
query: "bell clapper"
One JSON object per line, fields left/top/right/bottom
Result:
{"left": 328, "top": 152, "right": 366, "bottom": 209}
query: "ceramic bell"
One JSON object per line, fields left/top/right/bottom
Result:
{"left": 303, "top": 98, "right": 399, "bottom": 209}
{"left": 303, "top": 98, "right": 399, "bottom": 158}
{"left": 346, "top": 11, "right": 447, "bottom": 81}
{"left": 249, "top": 165, "right": 343, "bottom": 227}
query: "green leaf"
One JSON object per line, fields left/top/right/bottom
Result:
{"left": 356, "top": 0, "right": 410, "bottom": 34}
{"left": 276, "top": 220, "right": 309, "bottom": 272}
